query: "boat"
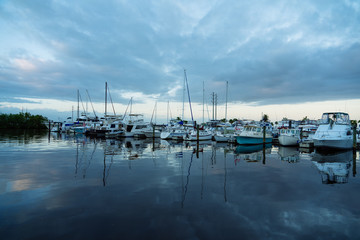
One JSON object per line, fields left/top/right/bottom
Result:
{"left": 143, "top": 125, "right": 161, "bottom": 138}
{"left": 235, "top": 125, "right": 273, "bottom": 145}
{"left": 278, "top": 128, "right": 301, "bottom": 146}
{"left": 120, "top": 114, "right": 148, "bottom": 138}
{"left": 313, "top": 112, "right": 353, "bottom": 150}
{"left": 183, "top": 129, "right": 213, "bottom": 141}
{"left": 104, "top": 120, "right": 124, "bottom": 138}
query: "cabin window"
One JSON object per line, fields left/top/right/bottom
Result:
{"left": 126, "top": 125, "right": 133, "bottom": 132}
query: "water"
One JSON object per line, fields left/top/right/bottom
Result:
{"left": 0, "top": 131, "right": 360, "bottom": 240}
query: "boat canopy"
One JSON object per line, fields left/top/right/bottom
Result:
{"left": 320, "top": 112, "right": 350, "bottom": 125}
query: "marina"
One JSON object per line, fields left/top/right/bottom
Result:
{"left": 0, "top": 130, "right": 359, "bottom": 239}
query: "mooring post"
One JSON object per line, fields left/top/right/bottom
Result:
{"left": 353, "top": 149, "right": 357, "bottom": 177}
{"left": 352, "top": 124, "right": 357, "bottom": 149}
{"left": 153, "top": 124, "right": 155, "bottom": 139}
{"left": 197, "top": 124, "right": 200, "bottom": 142}
{"left": 263, "top": 126, "right": 266, "bottom": 144}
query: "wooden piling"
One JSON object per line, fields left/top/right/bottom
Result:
{"left": 153, "top": 124, "right": 155, "bottom": 139}
{"left": 197, "top": 125, "right": 199, "bottom": 142}
{"left": 352, "top": 125, "right": 357, "bottom": 149}
{"left": 263, "top": 126, "right": 266, "bottom": 144}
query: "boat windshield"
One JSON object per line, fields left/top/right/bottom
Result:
{"left": 320, "top": 113, "right": 350, "bottom": 125}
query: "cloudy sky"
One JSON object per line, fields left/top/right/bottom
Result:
{"left": 1, "top": 0, "right": 360, "bottom": 122}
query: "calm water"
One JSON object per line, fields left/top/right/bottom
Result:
{"left": 1, "top": 131, "right": 360, "bottom": 240}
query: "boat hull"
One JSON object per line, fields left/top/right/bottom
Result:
{"left": 236, "top": 136, "right": 272, "bottom": 145}
{"left": 313, "top": 138, "right": 353, "bottom": 150}
{"left": 278, "top": 135, "right": 300, "bottom": 146}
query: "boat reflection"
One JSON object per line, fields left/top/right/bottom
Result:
{"left": 311, "top": 150, "right": 352, "bottom": 184}
{"left": 234, "top": 144, "right": 272, "bottom": 164}
{"left": 278, "top": 146, "right": 300, "bottom": 163}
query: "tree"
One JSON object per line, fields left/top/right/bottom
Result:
{"left": 229, "top": 118, "right": 238, "bottom": 124}
{"left": 262, "top": 114, "right": 269, "bottom": 122}
{"left": 302, "top": 116, "right": 309, "bottom": 122}
{"left": 0, "top": 112, "right": 48, "bottom": 129}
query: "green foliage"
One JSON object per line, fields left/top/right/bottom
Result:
{"left": 262, "top": 114, "right": 269, "bottom": 122}
{"left": 229, "top": 118, "right": 238, "bottom": 124}
{"left": 0, "top": 112, "right": 48, "bottom": 129}
{"left": 350, "top": 120, "right": 357, "bottom": 127}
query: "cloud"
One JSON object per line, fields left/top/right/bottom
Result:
{"left": 0, "top": 0, "right": 359, "bottom": 120}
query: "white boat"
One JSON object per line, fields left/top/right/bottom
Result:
{"left": 104, "top": 121, "right": 124, "bottom": 138}
{"left": 235, "top": 125, "right": 273, "bottom": 145}
{"left": 160, "top": 126, "right": 188, "bottom": 140}
{"left": 313, "top": 112, "right": 353, "bottom": 149}
{"left": 278, "top": 128, "right": 301, "bottom": 146}
{"left": 183, "top": 130, "right": 212, "bottom": 141}
{"left": 143, "top": 125, "right": 161, "bottom": 138}
{"left": 120, "top": 114, "right": 148, "bottom": 138}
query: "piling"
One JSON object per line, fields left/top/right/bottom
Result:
{"left": 352, "top": 125, "right": 357, "bottom": 149}
{"left": 263, "top": 126, "right": 266, "bottom": 144}
{"left": 197, "top": 124, "right": 199, "bottom": 142}
{"left": 153, "top": 124, "right": 155, "bottom": 139}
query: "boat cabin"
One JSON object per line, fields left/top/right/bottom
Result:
{"left": 319, "top": 112, "right": 350, "bottom": 125}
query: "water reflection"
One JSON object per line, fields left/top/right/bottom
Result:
{"left": 278, "top": 146, "right": 300, "bottom": 163}
{"left": 1, "top": 132, "right": 360, "bottom": 239}
{"left": 311, "top": 150, "right": 352, "bottom": 184}
{"left": 234, "top": 144, "right": 272, "bottom": 164}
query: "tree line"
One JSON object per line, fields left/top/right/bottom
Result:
{"left": 0, "top": 112, "right": 48, "bottom": 129}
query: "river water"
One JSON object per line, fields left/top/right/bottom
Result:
{"left": 0, "top": 131, "right": 359, "bottom": 239}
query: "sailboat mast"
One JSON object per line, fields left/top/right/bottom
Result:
{"left": 77, "top": 89, "right": 80, "bottom": 121}
{"left": 105, "top": 82, "right": 107, "bottom": 117}
{"left": 184, "top": 69, "right": 194, "bottom": 123}
{"left": 86, "top": 89, "right": 97, "bottom": 118}
{"left": 225, "top": 81, "right": 228, "bottom": 121}
{"left": 167, "top": 101, "right": 169, "bottom": 125}
{"left": 182, "top": 71, "right": 185, "bottom": 120}
{"left": 203, "top": 81, "right": 205, "bottom": 124}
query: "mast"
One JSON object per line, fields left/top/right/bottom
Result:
{"left": 86, "top": 89, "right": 97, "bottom": 119}
{"left": 105, "top": 82, "right": 107, "bottom": 117}
{"left": 182, "top": 70, "right": 186, "bottom": 120}
{"left": 225, "top": 81, "right": 228, "bottom": 121}
{"left": 107, "top": 84, "right": 116, "bottom": 115}
{"left": 184, "top": 69, "right": 194, "bottom": 123}
{"left": 202, "top": 81, "right": 204, "bottom": 124}
{"left": 77, "top": 89, "right": 80, "bottom": 121}
{"left": 167, "top": 101, "right": 169, "bottom": 125}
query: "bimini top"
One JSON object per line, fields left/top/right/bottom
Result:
{"left": 320, "top": 112, "right": 350, "bottom": 125}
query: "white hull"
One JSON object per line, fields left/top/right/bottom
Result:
{"left": 214, "top": 134, "right": 233, "bottom": 142}
{"left": 184, "top": 134, "right": 212, "bottom": 141}
{"left": 160, "top": 132, "right": 172, "bottom": 140}
{"left": 278, "top": 135, "right": 300, "bottom": 146}
{"left": 313, "top": 138, "right": 353, "bottom": 149}
{"left": 144, "top": 131, "right": 161, "bottom": 138}
{"left": 313, "top": 112, "right": 354, "bottom": 150}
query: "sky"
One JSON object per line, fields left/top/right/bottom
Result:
{"left": 1, "top": 0, "right": 360, "bottom": 123}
